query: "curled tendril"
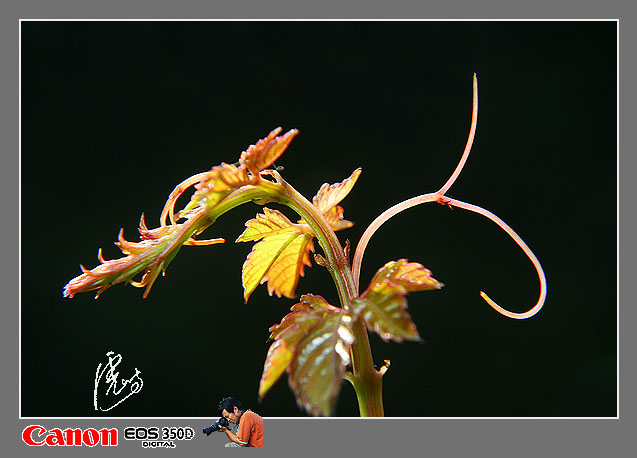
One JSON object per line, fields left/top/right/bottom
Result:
{"left": 352, "top": 73, "right": 547, "bottom": 319}
{"left": 442, "top": 197, "right": 547, "bottom": 319}
{"left": 160, "top": 172, "right": 210, "bottom": 226}
{"left": 159, "top": 172, "right": 225, "bottom": 246}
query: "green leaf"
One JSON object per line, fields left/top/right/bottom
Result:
{"left": 353, "top": 259, "right": 443, "bottom": 342}
{"left": 237, "top": 208, "right": 315, "bottom": 302}
{"left": 258, "top": 294, "right": 355, "bottom": 416}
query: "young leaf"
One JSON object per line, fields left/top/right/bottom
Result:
{"left": 257, "top": 304, "right": 317, "bottom": 401}
{"left": 368, "top": 259, "right": 444, "bottom": 293}
{"left": 323, "top": 205, "right": 355, "bottom": 231}
{"left": 237, "top": 208, "right": 315, "bottom": 302}
{"left": 65, "top": 127, "right": 303, "bottom": 300}
{"left": 63, "top": 212, "right": 223, "bottom": 299}
{"left": 352, "top": 259, "right": 443, "bottom": 342}
{"left": 186, "top": 162, "right": 251, "bottom": 213}
{"left": 168, "top": 128, "right": 300, "bottom": 220}
{"left": 239, "top": 127, "right": 299, "bottom": 175}
{"left": 312, "top": 168, "right": 361, "bottom": 215}
{"left": 298, "top": 168, "right": 362, "bottom": 231}
{"left": 258, "top": 294, "right": 355, "bottom": 416}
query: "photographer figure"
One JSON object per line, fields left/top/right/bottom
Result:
{"left": 217, "top": 397, "right": 263, "bottom": 447}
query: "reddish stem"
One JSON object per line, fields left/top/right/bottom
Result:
{"left": 441, "top": 196, "right": 547, "bottom": 319}
{"left": 352, "top": 73, "right": 547, "bottom": 320}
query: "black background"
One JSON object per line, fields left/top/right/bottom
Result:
{"left": 21, "top": 21, "right": 616, "bottom": 418}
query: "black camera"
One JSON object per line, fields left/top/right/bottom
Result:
{"left": 203, "top": 417, "right": 230, "bottom": 436}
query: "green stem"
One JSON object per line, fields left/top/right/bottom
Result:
{"left": 187, "top": 185, "right": 279, "bottom": 236}
{"left": 256, "top": 176, "right": 385, "bottom": 417}
{"left": 345, "top": 319, "right": 385, "bottom": 416}
{"left": 160, "top": 186, "right": 275, "bottom": 271}
{"left": 279, "top": 186, "right": 356, "bottom": 306}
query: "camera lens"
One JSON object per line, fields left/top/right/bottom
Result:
{"left": 203, "top": 417, "right": 228, "bottom": 436}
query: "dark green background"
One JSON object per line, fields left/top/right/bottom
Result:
{"left": 21, "top": 21, "right": 616, "bottom": 417}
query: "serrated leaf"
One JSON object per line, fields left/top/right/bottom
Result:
{"left": 369, "top": 259, "right": 444, "bottom": 292}
{"left": 298, "top": 168, "right": 361, "bottom": 231}
{"left": 236, "top": 207, "right": 298, "bottom": 242}
{"left": 312, "top": 168, "right": 361, "bottom": 214}
{"left": 237, "top": 208, "right": 314, "bottom": 302}
{"left": 353, "top": 259, "right": 443, "bottom": 342}
{"left": 63, "top": 211, "right": 215, "bottom": 299}
{"left": 352, "top": 285, "right": 419, "bottom": 342}
{"left": 258, "top": 294, "right": 355, "bottom": 416}
{"left": 188, "top": 163, "right": 251, "bottom": 212}
{"left": 240, "top": 127, "right": 299, "bottom": 175}
{"left": 258, "top": 301, "right": 319, "bottom": 400}
{"left": 258, "top": 339, "right": 293, "bottom": 400}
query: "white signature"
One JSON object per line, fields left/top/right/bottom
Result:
{"left": 93, "top": 351, "right": 143, "bottom": 412}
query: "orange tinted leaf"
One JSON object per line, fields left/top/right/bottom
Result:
{"left": 218, "top": 162, "right": 250, "bottom": 188}
{"left": 188, "top": 163, "right": 251, "bottom": 211}
{"left": 369, "top": 259, "right": 444, "bottom": 292}
{"left": 237, "top": 208, "right": 314, "bottom": 302}
{"left": 259, "top": 294, "right": 355, "bottom": 415}
{"left": 314, "top": 169, "right": 361, "bottom": 231}
{"left": 240, "top": 127, "right": 299, "bottom": 175}
{"left": 298, "top": 168, "right": 361, "bottom": 231}
{"left": 63, "top": 214, "right": 203, "bottom": 299}
{"left": 258, "top": 300, "right": 320, "bottom": 399}
{"left": 258, "top": 339, "right": 293, "bottom": 399}
{"left": 323, "top": 205, "right": 354, "bottom": 231}
{"left": 353, "top": 259, "right": 443, "bottom": 342}
{"left": 312, "top": 168, "right": 361, "bottom": 215}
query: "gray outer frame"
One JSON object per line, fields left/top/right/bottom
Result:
{"left": 3, "top": 1, "right": 631, "bottom": 457}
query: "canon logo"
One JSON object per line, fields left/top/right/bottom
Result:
{"left": 22, "top": 425, "right": 118, "bottom": 446}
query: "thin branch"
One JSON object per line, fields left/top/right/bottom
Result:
{"left": 437, "top": 72, "right": 479, "bottom": 197}
{"left": 351, "top": 73, "right": 546, "bottom": 320}
{"left": 445, "top": 197, "right": 547, "bottom": 319}
{"left": 352, "top": 74, "right": 479, "bottom": 291}
{"left": 352, "top": 193, "right": 438, "bottom": 290}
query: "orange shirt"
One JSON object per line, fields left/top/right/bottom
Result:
{"left": 237, "top": 410, "right": 263, "bottom": 447}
